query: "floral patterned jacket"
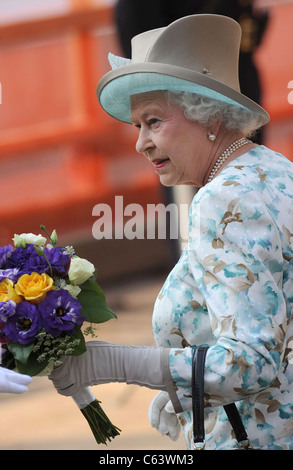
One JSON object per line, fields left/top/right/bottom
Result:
{"left": 153, "top": 146, "right": 293, "bottom": 450}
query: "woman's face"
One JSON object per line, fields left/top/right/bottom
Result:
{"left": 130, "top": 91, "right": 210, "bottom": 187}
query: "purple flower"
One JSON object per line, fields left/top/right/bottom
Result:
{"left": 44, "top": 247, "right": 70, "bottom": 277}
{"left": 0, "top": 321, "right": 9, "bottom": 359}
{"left": 6, "top": 244, "right": 47, "bottom": 277}
{"left": 0, "top": 245, "right": 13, "bottom": 268}
{"left": 6, "top": 244, "right": 70, "bottom": 279}
{"left": 4, "top": 301, "right": 42, "bottom": 345}
{"left": 38, "top": 289, "right": 84, "bottom": 337}
{"left": 0, "top": 300, "right": 16, "bottom": 321}
{"left": 0, "top": 267, "right": 20, "bottom": 282}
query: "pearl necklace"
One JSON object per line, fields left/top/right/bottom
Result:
{"left": 207, "top": 137, "right": 250, "bottom": 183}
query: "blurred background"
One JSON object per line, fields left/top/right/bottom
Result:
{"left": 0, "top": 0, "right": 293, "bottom": 450}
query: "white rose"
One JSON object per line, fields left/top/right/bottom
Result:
{"left": 13, "top": 233, "right": 47, "bottom": 248}
{"left": 68, "top": 257, "right": 95, "bottom": 285}
{"left": 63, "top": 284, "right": 81, "bottom": 298}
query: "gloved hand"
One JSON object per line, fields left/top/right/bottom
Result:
{"left": 148, "top": 391, "right": 180, "bottom": 441}
{"left": 50, "top": 341, "right": 167, "bottom": 396}
{"left": 0, "top": 367, "right": 32, "bottom": 394}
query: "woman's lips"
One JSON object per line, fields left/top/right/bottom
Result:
{"left": 152, "top": 158, "right": 170, "bottom": 170}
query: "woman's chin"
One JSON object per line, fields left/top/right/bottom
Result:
{"left": 159, "top": 175, "right": 184, "bottom": 187}
{"left": 159, "top": 173, "right": 179, "bottom": 187}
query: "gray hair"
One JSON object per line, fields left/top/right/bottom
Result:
{"left": 165, "top": 91, "right": 264, "bottom": 137}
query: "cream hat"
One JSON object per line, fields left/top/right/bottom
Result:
{"left": 96, "top": 14, "right": 269, "bottom": 125}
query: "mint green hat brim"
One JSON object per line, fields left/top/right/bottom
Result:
{"left": 99, "top": 72, "right": 262, "bottom": 124}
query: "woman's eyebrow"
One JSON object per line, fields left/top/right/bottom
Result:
{"left": 130, "top": 109, "right": 157, "bottom": 125}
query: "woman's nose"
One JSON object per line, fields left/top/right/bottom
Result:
{"left": 135, "top": 127, "right": 154, "bottom": 155}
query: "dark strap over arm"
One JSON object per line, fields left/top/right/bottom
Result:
{"left": 192, "top": 345, "right": 252, "bottom": 450}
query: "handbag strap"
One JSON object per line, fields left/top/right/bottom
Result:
{"left": 192, "top": 346, "right": 208, "bottom": 449}
{"left": 223, "top": 403, "right": 250, "bottom": 447}
{"left": 192, "top": 346, "right": 251, "bottom": 450}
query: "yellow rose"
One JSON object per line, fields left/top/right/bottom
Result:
{"left": 0, "top": 279, "right": 22, "bottom": 303}
{"left": 15, "top": 272, "right": 54, "bottom": 304}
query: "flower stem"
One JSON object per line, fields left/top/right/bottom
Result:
{"left": 80, "top": 399, "right": 121, "bottom": 445}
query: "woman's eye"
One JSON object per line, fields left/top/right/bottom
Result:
{"left": 148, "top": 118, "right": 159, "bottom": 126}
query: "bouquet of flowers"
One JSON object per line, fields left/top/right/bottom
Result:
{"left": 0, "top": 225, "right": 120, "bottom": 445}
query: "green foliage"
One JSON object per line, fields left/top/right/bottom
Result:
{"left": 78, "top": 278, "right": 117, "bottom": 324}
{"left": 7, "top": 326, "right": 87, "bottom": 376}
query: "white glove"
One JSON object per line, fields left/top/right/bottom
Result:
{"left": 148, "top": 391, "right": 180, "bottom": 441}
{"left": 50, "top": 341, "right": 167, "bottom": 396}
{"left": 0, "top": 367, "right": 32, "bottom": 394}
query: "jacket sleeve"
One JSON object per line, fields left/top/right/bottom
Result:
{"left": 166, "top": 180, "right": 288, "bottom": 413}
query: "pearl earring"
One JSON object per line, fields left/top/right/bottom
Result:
{"left": 208, "top": 133, "right": 216, "bottom": 142}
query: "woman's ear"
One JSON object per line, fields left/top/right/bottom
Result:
{"left": 207, "top": 119, "right": 222, "bottom": 141}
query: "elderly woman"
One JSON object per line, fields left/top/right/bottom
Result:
{"left": 50, "top": 15, "right": 293, "bottom": 450}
